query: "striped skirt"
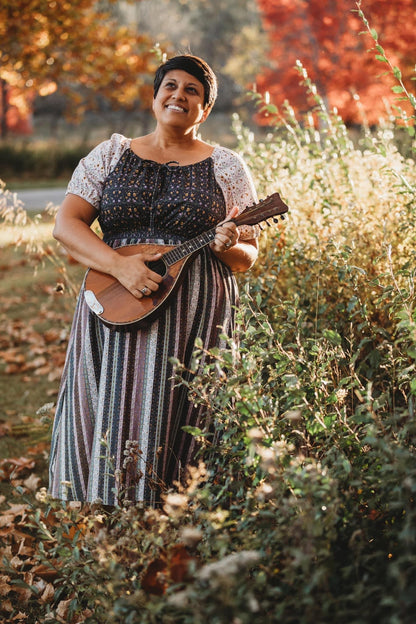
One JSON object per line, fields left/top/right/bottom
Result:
{"left": 48, "top": 246, "right": 237, "bottom": 507}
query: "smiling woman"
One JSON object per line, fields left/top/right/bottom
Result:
{"left": 152, "top": 71, "right": 208, "bottom": 132}
{"left": 49, "top": 54, "right": 260, "bottom": 508}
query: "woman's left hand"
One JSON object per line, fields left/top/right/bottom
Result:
{"left": 210, "top": 206, "right": 240, "bottom": 253}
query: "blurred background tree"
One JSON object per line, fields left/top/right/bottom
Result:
{"left": 255, "top": 0, "right": 416, "bottom": 126}
{"left": 0, "top": 0, "right": 155, "bottom": 139}
{"left": 121, "top": 0, "right": 266, "bottom": 110}
{"left": 1, "top": 0, "right": 415, "bottom": 146}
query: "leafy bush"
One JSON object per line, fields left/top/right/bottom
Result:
{"left": 0, "top": 143, "right": 89, "bottom": 182}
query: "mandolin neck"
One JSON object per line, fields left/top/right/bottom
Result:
{"left": 162, "top": 227, "right": 219, "bottom": 266}
{"left": 159, "top": 191, "right": 289, "bottom": 267}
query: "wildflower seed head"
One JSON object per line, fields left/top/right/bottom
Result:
{"left": 247, "top": 427, "right": 265, "bottom": 442}
{"left": 180, "top": 526, "right": 203, "bottom": 548}
{"left": 163, "top": 493, "right": 188, "bottom": 516}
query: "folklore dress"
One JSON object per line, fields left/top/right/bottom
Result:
{"left": 49, "top": 133, "right": 258, "bottom": 507}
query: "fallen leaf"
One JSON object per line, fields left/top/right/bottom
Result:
{"left": 169, "top": 544, "right": 193, "bottom": 583}
{"left": 0, "top": 515, "right": 17, "bottom": 529}
{"left": 32, "top": 563, "right": 59, "bottom": 582}
{"left": 0, "top": 598, "right": 13, "bottom": 613}
{"left": 27, "top": 356, "right": 48, "bottom": 370}
{"left": 18, "top": 539, "right": 35, "bottom": 558}
{"left": 0, "top": 457, "right": 36, "bottom": 480}
{"left": 26, "top": 441, "right": 50, "bottom": 456}
{"left": 62, "top": 520, "right": 88, "bottom": 541}
{"left": 13, "top": 582, "right": 32, "bottom": 604}
{"left": 2, "top": 503, "right": 29, "bottom": 519}
{"left": 9, "top": 554, "right": 24, "bottom": 569}
{"left": 0, "top": 524, "right": 33, "bottom": 542}
{"left": 40, "top": 582, "right": 55, "bottom": 604}
{"left": 0, "top": 350, "right": 25, "bottom": 364}
{"left": 43, "top": 329, "right": 61, "bottom": 343}
{"left": 56, "top": 598, "right": 72, "bottom": 619}
{"left": 11, "top": 612, "right": 28, "bottom": 621}
{"left": 0, "top": 575, "right": 12, "bottom": 597}
{"left": 23, "top": 473, "right": 41, "bottom": 492}
{"left": 141, "top": 557, "right": 167, "bottom": 596}
{"left": 0, "top": 421, "right": 12, "bottom": 438}
{"left": 4, "top": 363, "right": 23, "bottom": 375}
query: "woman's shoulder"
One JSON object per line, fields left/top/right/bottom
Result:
{"left": 66, "top": 134, "right": 132, "bottom": 207}
{"left": 77, "top": 133, "right": 132, "bottom": 176}
{"left": 210, "top": 144, "right": 258, "bottom": 214}
{"left": 91, "top": 133, "right": 132, "bottom": 159}
{"left": 211, "top": 145, "right": 255, "bottom": 189}
{"left": 211, "top": 145, "right": 248, "bottom": 168}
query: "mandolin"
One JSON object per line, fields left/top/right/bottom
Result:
{"left": 83, "top": 192, "right": 289, "bottom": 328}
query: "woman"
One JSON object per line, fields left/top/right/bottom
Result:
{"left": 49, "top": 55, "right": 259, "bottom": 508}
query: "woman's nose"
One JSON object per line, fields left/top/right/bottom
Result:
{"left": 174, "top": 86, "right": 186, "bottom": 100}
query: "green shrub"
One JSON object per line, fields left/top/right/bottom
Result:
{"left": 0, "top": 143, "right": 89, "bottom": 182}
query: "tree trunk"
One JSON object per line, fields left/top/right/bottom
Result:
{"left": 0, "top": 78, "right": 8, "bottom": 139}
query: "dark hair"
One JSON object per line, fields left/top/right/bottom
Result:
{"left": 153, "top": 55, "right": 218, "bottom": 109}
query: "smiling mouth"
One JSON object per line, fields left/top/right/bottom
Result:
{"left": 166, "top": 104, "right": 187, "bottom": 112}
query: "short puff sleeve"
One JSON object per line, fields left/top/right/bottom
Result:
{"left": 212, "top": 146, "right": 260, "bottom": 240}
{"left": 66, "top": 133, "right": 130, "bottom": 210}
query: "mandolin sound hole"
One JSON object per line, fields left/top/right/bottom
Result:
{"left": 146, "top": 258, "right": 168, "bottom": 277}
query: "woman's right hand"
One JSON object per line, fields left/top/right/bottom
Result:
{"left": 112, "top": 251, "right": 163, "bottom": 299}
{"left": 53, "top": 195, "right": 163, "bottom": 299}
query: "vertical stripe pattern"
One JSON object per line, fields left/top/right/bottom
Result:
{"left": 49, "top": 249, "right": 237, "bottom": 507}
{"left": 49, "top": 153, "right": 240, "bottom": 507}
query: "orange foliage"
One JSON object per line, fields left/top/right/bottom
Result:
{"left": 255, "top": 0, "right": 416, "bottom": 125}
{"left": 0, "top": 0, "right": 155, "bottom": 136}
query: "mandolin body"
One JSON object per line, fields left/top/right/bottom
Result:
{"left": 83, "top": 192, "right": 289, "bottom": 328}
{"left": 84, "top": 243, "right": 194, "bottom": 328}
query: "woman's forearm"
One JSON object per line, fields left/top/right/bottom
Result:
{"left": 53, "top": 195, "right": 124, "bottom": 277}
{"left": 212, "top": 239, "right": 259, "bottom": 273}
{"left": 54, "top": 217, "right": 123, "bottom": 275}
{"left": 53, "top": 196, "right": 163, "bottom": 297}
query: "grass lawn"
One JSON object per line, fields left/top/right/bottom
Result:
{"left": 0, "top": 216, "right": 85, "bottom": 498}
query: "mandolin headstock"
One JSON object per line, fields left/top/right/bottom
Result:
{"left": 233, "top": 192, "right": 289, "bottom": 227}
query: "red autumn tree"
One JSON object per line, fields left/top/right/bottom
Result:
{"left": 0, "top": 0, "right": 156, "bottom": 138}
{"left": 255, "top": 0, "right": 416, "bottom": 125}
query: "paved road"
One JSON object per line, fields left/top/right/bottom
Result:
{"left": 11, "top": 187, "right": 66, "bottom": 212}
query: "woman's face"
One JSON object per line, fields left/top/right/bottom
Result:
{"left": 152, "top": 69, "right": 210, "bottom": 130}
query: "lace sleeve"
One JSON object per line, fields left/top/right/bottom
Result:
{"left": 212, "top": 146, "right": 260, "bottom": 240}
{"left": 66, "top": 133, "right": 131, "bottom": 210}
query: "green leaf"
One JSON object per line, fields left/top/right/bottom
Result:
{"left": 182, "top": 425, "right": 204, "bottom": 436}
{"left": 265, "top": 103, "right": 279, "bottom": 115}
{"left": 375, "top": 55, "right": 388, "bottom": 63}
{"left": 393, "top": 66, "right": 402, "bottom": 80}
{"left": 370, "top": 28, "right": 378, "bottom": 41}
{"left": 391, "top": 85, "right": 405, "bottom": 93}
{"left": 322, "top": 329, "right": 342, "bottom": 346}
